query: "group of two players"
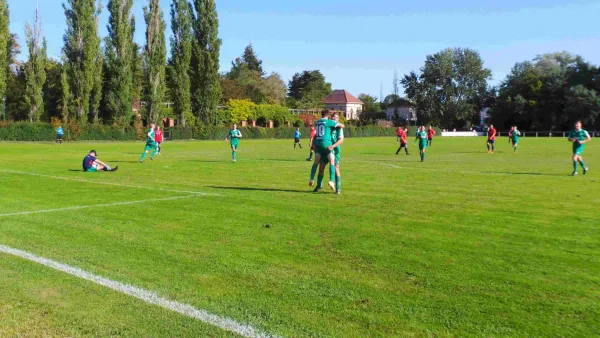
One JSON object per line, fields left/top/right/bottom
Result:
{"left": 395, "top": 126, "right": 436, "bottom": 162}
{"left": 307, "top": 110, "right": 345, "bottom": 194}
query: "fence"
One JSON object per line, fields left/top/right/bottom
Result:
{"left": 496, "top": 131, "right": 599, "bottom": 137}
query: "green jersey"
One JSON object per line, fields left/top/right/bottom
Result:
{"left": 569, "top": 129, "right": 590, "bottom": 154}
{"left": 511, "top": 130, "right": 521, "bottom": 141}
{"left": 416, "top": 130, "right": 428, "bottom": 146}
{"left": 332, "top": 127, "right": 344, "bottom": 153}
{"left": 229, "top": 129, "right": 241, "bottom": 143}
{"left": 146, "top": 129, "right": 156, "bottom": 144}
{"left": 315, "top": 118, "right": 339, "bottom": 149}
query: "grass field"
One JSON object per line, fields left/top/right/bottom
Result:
{"left": 0, "top": 136, "right": 599, "bottom": 337}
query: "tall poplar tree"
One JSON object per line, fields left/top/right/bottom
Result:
{"left": 62, "top": 0, "right": 101, "bottom": 123}
{"left": 0, "top": 0, "right": 11, "bottom": 117}
{"left": 143, "top": 0, "right": 166, "bottom": 124}
{"left": 169, "top": 0, "right": 193, "bottom": 126}
{"left": 191, "top": 0, "right": 221, "bottom": 125}
{"left": 104, "top": 0, "right": 135, "bottom": 125}
{"left": 24, "top": 6, "right": 47, "bottom": 122}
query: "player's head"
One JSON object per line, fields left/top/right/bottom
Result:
{"left": 429, "top": 125, "right": 433, "bottom": 129}
{"left": 490, "top": 124, "right": 494, "bottom": 129}
{"left": 156, "top": 125, "right": 161, "bottom": 131}
{"left": 89, "top": 150, "right": 97, "bottom": 156}
{"left": 575, "top": 121, "right": 582, "bottom": 130}
{"left": 233, "top": 123, "right": 237, "bottom": 129}
{"left": 150, "top": 123, "right": 156, "bottom": 130}
{"left": 321, "top": 110, "right": 330, "bottom": 118}
{"left": 332, "top": 112, "right": 339, "bottom": 122}
{"left": 296, "top": 127, "right": 299, "bottom": 130}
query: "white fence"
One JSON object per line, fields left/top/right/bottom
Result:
{"left": 442, "top": 131, "right": 599, "bottom": 137}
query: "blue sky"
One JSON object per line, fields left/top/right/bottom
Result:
{"left": 8, "top": 0, "right": 600, "bottom": 99}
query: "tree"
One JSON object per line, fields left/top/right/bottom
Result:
{"left": 24, "top": 6, "right": 47, "bottom": 122}
{"left": 287, "top": 70, "right": 332, "bottom": 109}
{"left": 0, "top": 0, "right": 10, "bottom": 116}
{"left": 60, "top": 55, "right": 72, "bottom": 121}
{"left": 62, "top": 0, "right": 102, "bottom": 123}
{"left": 358, "top": 93, "right": 381, "bottom": 112}
{"left": 191, "top": 0, "right": 221, "bottom": 125}
{"left": 242, "top": 44, "right": 263, "bottom": 75}
{"left": 168, "top": 0, "right": 193, "bottom": 126}
{"left": 104, "top": 0, "right": 135, "bottom": 125}
{"left": 43, "top": 58, "right": 63, "bottom": 121}
{"left": 143, "top": 0, "right": 166, "bottom": 124}
{"left": 401, "top": 48, "right": 492, "bottom": 128}
{"left": 381, "top": 94, "right": 401, "bottom": 111}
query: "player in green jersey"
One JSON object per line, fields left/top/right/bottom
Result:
{"left": 511, "top": 126, "right": 521, "bottom": 152}
{"left": 225, "top": 124, "right": 243, "bottom": 162}
{"left": 315, "top": 112, "right": 345, "bottom": 194}
{"left": 414, "top": 125, "right": 428, "bottom": 162}
{"left": 568, "top": 121, "right": 592, "bottom": 176}
{"left": 309, "top": 110, "right": 344, "bottom": 191}
{"left": 140, "top": 124, "right": 158, "bottom": 163}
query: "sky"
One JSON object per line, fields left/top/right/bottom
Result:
{"left": 7, "top": 0, "right": 600, "bottom": 99}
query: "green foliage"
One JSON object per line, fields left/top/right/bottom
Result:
{"left": 6, "top": 65, "right": 27, "bottom": 121}
{"left": 143, "top": 0, "right": 167, "bottom": 124}
{"left": 242, "top": 44, "right": 263, "bottom": 75}
{"left": 287, "top": 70, "right": 332, "bottom": 109}
{"left": 358, "top": 93, "right": 382, "bottom": 113}
{"left": 24, "top": 8, "right": 47, "bottom": 122}
{"left": 168, "top": 0, "right": 193, "bottom": 127}
{"left": 225, "top": 99, "right": 255, "bottom": 123}
{"left": 62, "top": 0, "right": 102, "bottom": 123}
{"left": 0, "top": 0, "right": 9, "bottom": 110}
{"left": 43, "top": 59, "right": 62, "bottom": 121}
{"left": 490, "top": 52, "right": 600, "bottom": 130}
{"left": 402, "top": 48, "right": 492, "bottom": 128}
{"left": 104, "top": 0, "right": 135, "bottom": 126}
{"left": 191, "top": 0, "right": 221, "bottom": 125}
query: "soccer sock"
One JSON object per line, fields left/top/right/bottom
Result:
{"left": 310, "top": 163, "right": 318, "bottom": 181}
{"left": 573, "top": 161, "right": 578, "bottom": 172}
{"left": 232, "top": 151, "right": 236, "bottom": 160}
{"left": 336, "top": 176, "right": 341, "bottom": 191}
{"left": 141, "top": 151, "right": 147, "bottom": 161}
{"left": 405, "top": 147, "right": 409, "bottom": 154}
{"left": 396, "top": 147, "right": 401, "bottom": 154}
{"left": 579, "top": 160, "right": 587, "bottom": 170}
{"left": 329, "top": 164, "right": 336, "bottom": 182}
{"left": 514, "top": 146, "right": 517, "bottom": 152}
{"left": 487, "top": 144, "right": 490, "bottom": 151}
{"left": 317, "top": 175, "right": 324, "bottom": 188}
{"left": 421, "top": 153, "right": 425, "bottom": 161}
{"left": 151, "top": 148, "right": 158, "bottom": 158}
{"left": 492, "top": 144, "right": 495, "bottom": 152}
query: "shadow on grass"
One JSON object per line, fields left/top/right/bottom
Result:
{"left": 485, "top": 171, "right": 568, "bottom": 177}
{"left": 207, "top": 185, "right": 311, "bottom": 194}
{"left": 108, "top": 160, "right": 139, "bottom": 163}
{"left": 68, "top": 169, "right": 84, "bottom": 172}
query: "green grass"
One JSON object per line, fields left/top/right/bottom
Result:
{"left": 0, "top": 137, "right": 599, "bottom": 337}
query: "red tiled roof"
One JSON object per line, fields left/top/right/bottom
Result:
{"left": 322, "top": 90, "right": 364, "bottom": 104}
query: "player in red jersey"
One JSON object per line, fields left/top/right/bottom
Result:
{"left": 487, "top": 124, "right": 497, "bottom": 153}
{"left": 306, "top": 125, "right": 317, "bottom": 161}
{"left": 155, "top": 126, "right": 164, "bottom": 155}
{"left": 395, "top": 127, "right": 409, "bottom": 155}
{"left": 427, "top": 126, "right": 436, "bottom": 146}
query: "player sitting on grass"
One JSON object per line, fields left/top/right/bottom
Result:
{"left": 225, "top": 123, "right": 242, "bottom": 163}
{"left": 294, "top": 127, "right": 303, "bottom": 149}
{"left": 511, "top": 126, "right": 521, "bottom": 152}
{"left": 568, "top": 121, "right": 592, "bottom": 176}
{"left": 314, "top": 112, "right": 345, "bottom": 194}
{"left": 487, "top": 124, "right": 497, "bottom": 153}
{"left": 415, "top": 126, "right": 428, "bottom": 162}
{"left": 395, "top": 126, "right": 409, "bottom": 155}
{"left": 306, "top": 125, "right": 316, "bottom": 161}
{"left": 82, "top": 150, "right": 118, "bottom": 172}
{"left": 140, "top": 124, "right": 158, "bottom": 163}
{"left": 427, "top": 126, "right": 436, "bottom": 146}
{"left": 309, "top": 110, "right": 344, "bottom": 191}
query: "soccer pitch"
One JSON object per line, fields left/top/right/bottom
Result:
{"left": 0, "top": 137, "right": 598, "bottom": 337}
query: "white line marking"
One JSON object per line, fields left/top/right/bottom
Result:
{"left": 0, "top": 244, "right": 276, "bottom": 338}
{"left": 0, "top": 169, "right": 217, "bottom": 195}
{"left": 0, "top": 195, "right": 199, "bottom": 218}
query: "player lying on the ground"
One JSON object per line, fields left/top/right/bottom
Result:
{"left": 225, "top": 123, "right": 242, "bottom": 162}
{"left": 82, "top": 150, "right": 118, "bottom": 172}
{"left": 306, "top": 125, "right": 316, "bottom": 161}
{"left": 309, "top": 110, "right": 344, "bottom": 189}
{"left": 415, "top": 126, "right": 428, "bottom": 162}
{"left": 314, "top": 112, "right": 345, "bottom": 194}
{"left": 487, "top": 124, "right": 497, "bottom": 153}
{"left": 140, "top": 124, "right": 158, "bottom": 163}
{"left": 569, "top": 120, "right": 592, "bottom": 176}
{"left": 396, "top": 126, "right": 409, "bottom": 155}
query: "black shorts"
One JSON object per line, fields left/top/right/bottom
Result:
{"left": 56, "top": 134, "right": 63, "bottom": 139}
{"left": 294, "top": 138, "right": 300, "bottom": 143}
{"left": 487, "top": 139, "right": 495, "bottom": 144}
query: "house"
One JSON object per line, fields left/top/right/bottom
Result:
{"left": 385, "top": 99, "right": 417, "bottom": 123}
{"left": 322, "top": 90, "right": 364, "bottom": 120}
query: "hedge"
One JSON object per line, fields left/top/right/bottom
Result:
{"left": 0, "top": 122, "right": 434, "bottom": 141}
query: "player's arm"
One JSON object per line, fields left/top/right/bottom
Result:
{"left": 331, "top": 134, "right": 345, "bottom": 149}
{"left": 237, "top": 131, "right": 242, "bottom": 138}
{"left": 580, "top": 132, "right": 592, "bottom": 144}
{"left": 147, "top": 131, "right": 155, "bottom": 142}
{"left": 94, "top": 159, "right": 108, "bottom": 166}
{"left": 224, "top": 133, "right": 229, "bottom": 142}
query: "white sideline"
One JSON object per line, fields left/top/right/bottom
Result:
{"left": 0, "top": 169, "right": 216, "bottom": 196}
{"left": 0, "top": 244, "right": 275, "bottom": 338}
{"left": 0, "top": 195, "right": 199, "bottom": 218}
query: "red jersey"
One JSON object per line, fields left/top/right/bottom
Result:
{"left": 310, "top": 128, "right": 316, "bottom": 139}
{"left": 487, "top": 128, "right": 496, "bottom": 140}
{"left": 427, "top": 129, "right": 436, "bottom": 138}
{"left": 396, "top": 129, "right": 403, "bottom": 137}
{"left": 155, "top": 130, "right": 163, "bottom": 142}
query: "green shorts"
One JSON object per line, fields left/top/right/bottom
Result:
{"left": 316, "top": 146, "right": 332, "bottom": 161}
{"left": 85, "top": 165, "right": 98, "bottom": 172}
{"left": 573, "top": 145, "right": 584, "bottom": 156}
{"left": 419, "top": 143, "right": 427, "bottom": 151}
{"left": 145, "top": 142, "right": 158, "bottom": 151}
{"left": 321, "top": 148, "right": 340, "bottom": 164}
{"left": 230, "top": 140, "right": 239, "bottom": 149}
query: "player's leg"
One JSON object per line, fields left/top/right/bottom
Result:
{"left": 315, "top": 159, "right": 326, "bottom": 191}
{"left": 327, "top": 152, "right": 336, "bottom": 191}
{"left": 404, "top": 143, "right": 409, "bottom": 155}
{"left": 572, "top": 153, "right": 579, "bottom": 175}
{"left": 294, "top": 139, "right": 297, "bottom": 149}
{"left": 335, "top": 154, "right": 341, "bottom": 194}
{"left": 487, "top": 141, "right": 490, "bottom": 152}
{"left": 150, "top": 144, "right": 159, "bottom": 160}
{"left": 420, "top": 147, "right": 425, "bottom": 162}
{"left": 231, "top": 145, "right": 237, "bottom": 162}
{"left": 309, "top": 152, "right": 322, "bottom": 185}
{"left": 157, "top": 142, "right": 161, "bottom": 154}
{"left": 140, "top": 144, "right": 150, "bottom": 162}
{"left": 577, "top": 151, "right": 588, "bottom": 174}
